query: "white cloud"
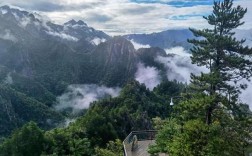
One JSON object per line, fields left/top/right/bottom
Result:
{"left": 234, "top": 0, "right": 252, "bottom": 30}
{"left": 134, "top": 47, "right": 206, "bottom": 90}
{"left": 19, "top": 16, "right": 31, "bottom": 28}
{"left": 235, "top": 29, "right": 252, "bottom": 47}
{"left": 55, "top": 84, "right": 121, "bottom": 113}
{"left": 63, "top": 118, "right": 76, "bottom": 127}
{"left": 165, "top": 46, "right": 191, "bottom": 57}
{"left": 4, "top": 73, "right": 13, "bottom": 84}
{"left": 135, "top": 63, "right": 161, "bottom": 90}
{"left": 0, "top": 0, "right": 211, "bottom": 35}
{"left": 44, "top": 2, "right": 211, "bottom": 35}
{"left": 0, "top": 8, "right": 8, "bottom": 14}
{"left": 130, "top": 39, "right": 150, "bottom": 50}
{"left": 46, "top": 30, "right": 78, "bottom": 41}
{"left": 240, "top": 79, "right": 252, "bottom": 110}
{"left": 2, "top": 0, "right": 251, "bottom": 35}
{"left": 0, "top": 30, "right": 17, "bottom": 42}
{"left": 91, "top": 37, "right": 106, "bottom": 45}
{"left": 156, "top": 46, "right": 207, "bottom": 83}
{"left": 160, "top": 46, "right": 252, "bottom": 110}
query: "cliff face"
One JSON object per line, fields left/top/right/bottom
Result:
{"left": 90, "top": 37, "right": 138, "bottom": 86}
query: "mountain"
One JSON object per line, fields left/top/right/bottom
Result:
{"left": 0, "top": 4, "right": 142, "bottom": 92}
{"left": 0, "top": 5, "right": 110, "bottom": 52}
{"left": 0, "top": 6, "right": 171, "bottom": 137}
{"left": 0, "top": 5, "right": 111, "bottom": 92}
{"left": 90, "top": 37, "right": 138, "bottom": 86}
{"left": 124, "top": 29, "right": 194, "bottom": 50}
{"left": 125, "top": 28, "right": 252, "bottom": 51}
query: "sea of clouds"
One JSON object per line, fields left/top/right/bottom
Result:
{"left": 55, "top": 84, "right": 121, "bottom": 113}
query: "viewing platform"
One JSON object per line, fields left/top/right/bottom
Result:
{"left": 123, "top": 130, "right": 157, "bottom": 156}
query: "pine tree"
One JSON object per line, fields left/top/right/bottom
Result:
{"left": 151, "top": 1, "right": 252, "bottom": 155}
{"left": 188, "top": 0, "right": 252, "bottom": 125}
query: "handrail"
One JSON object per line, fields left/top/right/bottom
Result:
{"left": 123, "top": 130, "right": 157, "bottom": 156}
{"left": 123, "top": 132, "right": 132, "bottom": 156}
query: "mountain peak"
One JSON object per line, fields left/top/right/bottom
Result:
{"left": 64, "top": 19, "right": 87, "bottom": 27}
{"left": 0, "top": 5, "right": 10, "bottom": 10}
{"left": 65, "top": 19, "right": 76, "bottom": 25}
{"left": 0, "top": 5, "right": 32, "bottom": 19}
{"left": 0, "top": 5, "right": 10, "bottom": 14}
{"left": 102, "top": 36, "right": 136, "bottom": 56}
{"left": 77, "top": 20, "right": 86, "bottom": 26}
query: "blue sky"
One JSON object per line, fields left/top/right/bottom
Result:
{"left": 0, "top": 0, "right": 251, "bottom": 35}
{"left": 131, "top": 0, "right": 214, "bottom": 7}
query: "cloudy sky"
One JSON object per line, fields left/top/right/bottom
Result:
{"left": 0, "top": 0, "right": 251, "bottom": 35}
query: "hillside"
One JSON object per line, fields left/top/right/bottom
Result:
{"left": 0, "top": 6, "right": 178, "bottom": 137}
{"left": 0, "top": 80, "right": 185, "bottom": 155}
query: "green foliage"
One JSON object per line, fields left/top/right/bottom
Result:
{"left": 9, "top": 73, "right": 56, "bottom": 107}
{"left": 0, "top": 122, "right": 46, "bottom": 156}
{"left": 149, "top": 118, "right": 180, "bottom": 155}
{"left": 0, "top": 84, "right": 64, "bottom": 137}
{"left": 95, "top": 139, "right": 123, "bottom": 156}
{"left": 0, "top": 79, "right": 184, "bottom": 155}
{"left": 73, "top": 80, "right": 172, "bottom": 146}
{"left": 0, "top": 122, "right": 93, "bottom": 156}
{"left": 152, "top": 116, "right": 251, "bottom": 156}
{"left": 43, "top": 128, "right": 92, "bottom": 156}
{"left": 154, "top": 80, "right": 185, "bottom": 99}
{"left": 188, "top": 0, "right": 252, "bottom": 120}
{"left": 152, "top": 1, "right": 252, "bottom": 155}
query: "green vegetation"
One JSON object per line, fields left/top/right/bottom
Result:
{"left": 0, "top": 80, "right": 184, "bottom": 155}
{"left": 0, "top": 36, "right": 144, "bottom": 138}
{"left": 0, "top": 84, "right": 64, "bottom": 137}
{"left": 95, "top": 139, "right": 123, "bottom": 156}
{"left": 150, "top": 0, "right": 252, "bottom": 155}
{"left": 0, "top": 122, "right": 46, "bottom": 156}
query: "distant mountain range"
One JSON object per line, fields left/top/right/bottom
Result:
{"left": 124, "top": 29, "right": 194, "bottom": 50}
{"left": 125, "top": 28, "right": 252, "bottom": 50}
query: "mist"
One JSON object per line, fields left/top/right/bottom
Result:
{"left": 157, "top": 47, "right": 208, "bottom": 83}
{"left": 130, "top": 39, "right": 151, "bottom": 50}
{"left": 91, "top": 37, "right": 106, "bottom": 45}
{"left": 55, "top": 84, "right": 121, "bottom": 113}
{"left": 135, "top": 63, "right": 161, "bottom": 90}
{"left": 46, "top": 31, "right": 78, "bottom": 41}
{"left": 4, "top": 73, "right": 13, "bottom": 84}
{"left": 0, "top": 30, "right": 17, "bottom": 42}
{"left": 239, "top": 79, "right": 252, "bottom": 110}
{"left": 158, "top": 47, "right": 252, "bottom": 109}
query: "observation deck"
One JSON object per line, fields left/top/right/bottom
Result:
{"left": 123, "top": 130, "right": 156, "bottom": 156}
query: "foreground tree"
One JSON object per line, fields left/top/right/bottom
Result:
{"left": 0, "top": 122, "right": 46, "bottom": 156}
{"left": 189, "top": 0, "right": 252, "bottom": 124}
{"left": 95, "top": 139, "right": 123, "bottom": 156}
{"left": 151, "top": 0, "right": 252, "bottom": 155}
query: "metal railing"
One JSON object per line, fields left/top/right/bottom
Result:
{"left": 123, "top": 130, "right": 157, "bottom": 156}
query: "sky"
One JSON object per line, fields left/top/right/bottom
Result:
{"left": 0, "top": 0, "right": 251, "bottom": 35}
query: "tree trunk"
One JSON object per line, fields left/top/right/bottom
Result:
{"left": 206, "top": 106, "right": 213, "bottom": 125}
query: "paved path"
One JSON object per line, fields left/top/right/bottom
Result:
{"left": 125, "top": 140, "right": 155, "bottom": 156}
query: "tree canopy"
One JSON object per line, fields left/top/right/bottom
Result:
{"left": 151, "top": 0, "right": 252, "bottom": 155}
